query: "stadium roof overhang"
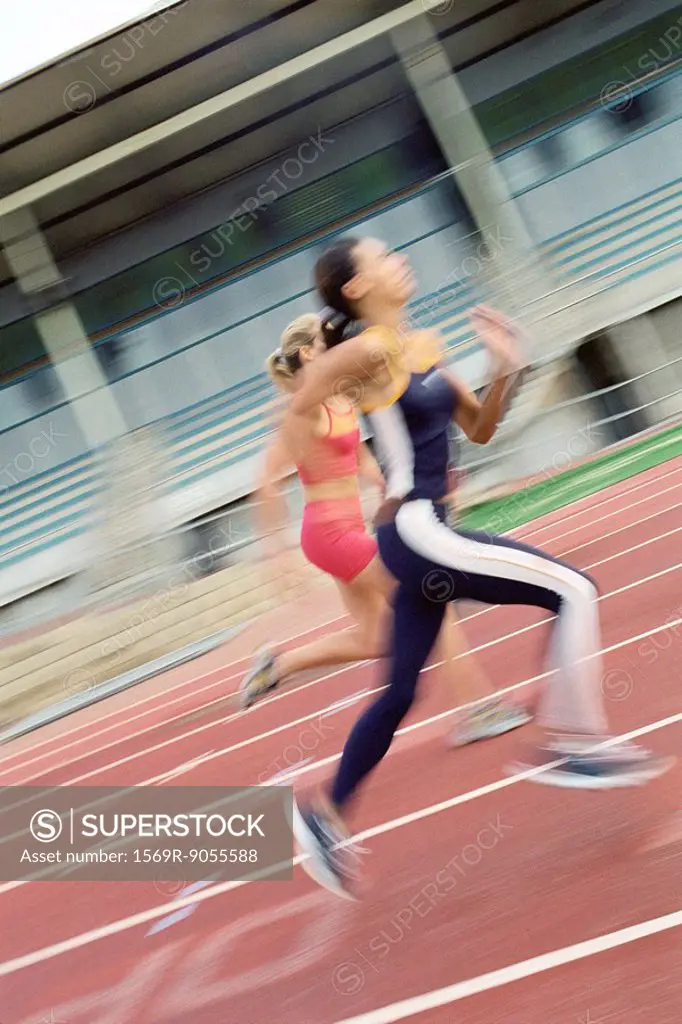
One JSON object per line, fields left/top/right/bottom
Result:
{"left": 0, "top": 0, "right": 600, "bottom": 285}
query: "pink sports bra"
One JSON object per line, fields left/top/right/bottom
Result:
{"left": 297, "top": 403, "right": 360, "bottom": 485}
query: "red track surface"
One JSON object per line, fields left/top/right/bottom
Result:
{"left": 1, "top": 459, "right": 682, "bottom": 1024}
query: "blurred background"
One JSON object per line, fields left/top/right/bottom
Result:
{"left": 1, "top": 0, "right": 681, "bottom": 730}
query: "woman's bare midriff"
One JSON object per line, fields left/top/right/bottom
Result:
{"left": 303, "top": 476, "right": 360, "bottom": 502}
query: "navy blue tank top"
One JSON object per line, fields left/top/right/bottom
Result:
{"left": 366, "top": 365, "right": 457, "bottom": 503}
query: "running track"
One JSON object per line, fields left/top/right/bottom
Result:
{"left": 1, "top": 458, "right": 682, "bottom": 1024}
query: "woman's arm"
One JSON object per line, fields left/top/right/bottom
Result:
{"left": 357, "top": 441, "right": 385, "bottom": 493}
{"left": 283, "top": 333, "right": 389, "bottom": 465}
{"left": 253, "top": 433, "right": 295, "bottom": 554}
{"left": 288, "top": 334, "right": 387, "bottom": 417}
{"left": 442, "top": 306, "right": 525, "bottom": 444}
{"left": 444, "top": 372, "right": 521, "bottom": 444}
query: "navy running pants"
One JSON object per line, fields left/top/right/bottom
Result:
{"left": 330, "top": 499, "right": 608, "bottom": 809}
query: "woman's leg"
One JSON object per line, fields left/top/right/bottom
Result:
{"left": 239, "top": 557, "right": 392, "bottom": 708}
{"left": 324, "top": 516, "right": 585, "bottom": 817}
{"left": 393, "top": 504, "right": 672, "bottom": 781}
{"left": 329, "top": 581, "right": 445, "bottom": 809}
{"left": 273, "top": 558, "right": 390, "bottom": 675}
{"left": 393, "top": 506, "right": 608, "bottom": 741}
{"left": 440, "top": 604, "right": 533, "bottom": 746}
{"left": 435, "top": 603, "right": 492, "bottom": 703}
{"left": 293, "top": 580, "right": 446, "bottom": 897}
{"left": 440, "top": 488, "right": 532, "bottom": 742}
{"left": 294, "top": 502, "right": 672, "bottom": 897}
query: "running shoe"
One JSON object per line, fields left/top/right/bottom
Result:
{"left": 292, "top": 800, "right": 363, "bottom": 900}
{"left": 506, "top": 737, "right": 675, "bottom": 789}
{"left": 449, "top": 697, "right": 533, "bottom": 748}
{"left": 239, "top": 645, "right": 280, "bottom": 710}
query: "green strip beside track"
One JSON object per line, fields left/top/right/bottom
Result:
{"left": 461, "top": 422, "right": 682, "bottom": 535}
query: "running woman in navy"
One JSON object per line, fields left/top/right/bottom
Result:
{"left": 282, "top": 235, "right": 674, "bottom": 899}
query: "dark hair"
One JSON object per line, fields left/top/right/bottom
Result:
{"left": 315, "top": 237, "right": 361, "bottom": 347}
{"left": 319, "top": 307, "right": 362, "bottom": 349}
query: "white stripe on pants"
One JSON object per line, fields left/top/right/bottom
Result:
{"left": 394, "top": 500, "right": 608, "bottom": 735}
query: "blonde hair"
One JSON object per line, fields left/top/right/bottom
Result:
{"left": 266, "top": 313, "right": 321, "bottom": 391}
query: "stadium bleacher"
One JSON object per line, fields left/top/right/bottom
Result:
{"left": 1, "top": 170, "right": 681, "bottom": 600}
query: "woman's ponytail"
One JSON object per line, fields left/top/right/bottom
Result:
{"left": 320, "top": 307, "right": 361, "bottom": 349}
{"left": 265, "top": 348, "right": 295, "bottom": 388}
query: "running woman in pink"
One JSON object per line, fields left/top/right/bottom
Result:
{"left": 239, "top": 313, "right": 530, "bottom": 746}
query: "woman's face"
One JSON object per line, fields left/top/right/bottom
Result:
{"left": 346, "top": 237, "right": 416, "bottom": 310}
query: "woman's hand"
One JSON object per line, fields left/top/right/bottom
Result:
{"left": 471, "top": 305, "right": 524, "bottom": 377}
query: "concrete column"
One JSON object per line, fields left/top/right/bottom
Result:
{"left": 607, "top": 314, "right": 682, "bottom": 426}
{"left": 0, "top": 208, "right": 180, "bottom": 602}
{"left": 0, "top": 208, "right": 128, "bottom": 447}
{"left": 390, "top": 13, "right": 584, "bottom": 356}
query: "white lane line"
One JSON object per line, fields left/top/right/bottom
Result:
{"left": 0, "top": 701, "right": 680, "bottom": 977}
{"left": 334, "top": 910, "right": 682, "bottom": 1023}
{"left": 7, "top": 508, "right": 678, "bottom": 789}
{"left": 14, "top": 669, "right": 375, "bottom": 793}
{"left": 0, "top": 561, "right": 677, "bottom": 902}
{"left": 6, "top": 462, "right": 679, "bottom": 771}
{"left": 17, "top": 584, "right": 682, "bottom": 799}
{"left": 0, "top": 578, "right": 677, "bottom": 908}
{"left": 568, "top": 525, "right": 682, "bottom": 570}
{"left": 233, "top": 589, "right": 682, "bottom": 789}
{"left": 513, "top": 444, "right": 682, "bottom": 544}
{"left": 558, "top": 491, "right": 682, "bottom": 557}
{"left": 21, "top": 559, "right": 682, "bottom": 791}
{"left": 516, "top": 472, "right": 682, "bottom": 551}
{"left": 0, "top": 613, "right": 356, "bottom": 776}
{"left": 6, "top": 541, "right": 680, "bottom": 794}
